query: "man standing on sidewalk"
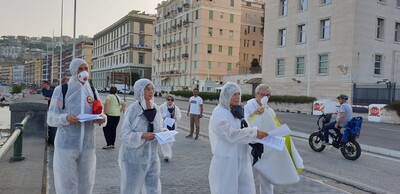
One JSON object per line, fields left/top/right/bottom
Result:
{"left": 186, "top": 88, "right": 203, "bottom": 140}
{"left": 41, "top": 80, "right": 56, "bottom": 145}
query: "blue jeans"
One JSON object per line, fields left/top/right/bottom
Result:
{"left": 323, "top": 121, "right": 339, "bottom": 143}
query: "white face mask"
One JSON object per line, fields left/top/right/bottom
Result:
{"left": 261, "top": 96, "right": 269, "bottom": 107}
{"left": 78, "top": 71, "right": 89, "bottom": 83}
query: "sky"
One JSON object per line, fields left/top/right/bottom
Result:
{"left": 0, "top": 0, "right": 162, "bottom": 38}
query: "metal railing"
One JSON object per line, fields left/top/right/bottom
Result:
{"left": 0, "top": 112, "right": 32, "bottom": 162}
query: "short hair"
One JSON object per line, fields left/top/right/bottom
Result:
{"left": 109, "top": 86, "right": 117, "bottom": 94}
{"left": 193, "top": 88, "right": 199, "bottom": 91}
{"left": 42, "top": 80, "right": 49, "bottom": 85}
{"left": 255, "top": 84, "right": 272, "bottom": 94}
{"left": 166, "top": 95, "right": 174, "bottom": 100}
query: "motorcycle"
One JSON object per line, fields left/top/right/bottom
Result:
{"left": 308, "top": 113, "right": 362, "bottom": 160}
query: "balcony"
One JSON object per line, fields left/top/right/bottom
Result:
{"left": 168, "top": 28, "right": 172, "bottom": 33}
{"left": 183, "top": 38, "right": 189, "bottom": 43}
{"left": 163, "top": 58, "right": 167, "bottom": 62}
{"left": 160, "top": 70, "right": 182, "bottom": 76}
{"left": 182, "top": 53, "right": 189, "bottom": 59}
{"left": 156, "top": 31, "right": 161, "bottom": 37}
{"left": 156, "top": 59, "right": 161, "bottom": 64}
{"left": 177, "top": 56, "right": 181, "bottom": 61}
{"left": 167, "top": 57, "right": 171, "bottom": 61}
{"left": 156, "top": 44, "right": 160, "bottom": 50}
{"left": 172, "top": 25, "right": 177, "bottom": 32}
{"left": 176, "top": 39, "right": 181, "bottom": 45}
{"left": 183, "top": 3, "right": 190, "bottom": 9}
{"left": 177, "top": 23, "right": 182, "bottom": 29}
{"left": 183, "top": 20, "right": 190, "bottom": 27}
{"left": 172, "top": 56, "right": 175, "bottom": 61}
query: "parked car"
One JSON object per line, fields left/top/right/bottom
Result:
{"left": 118, "top": 88, "right": 133, "bottom": 95}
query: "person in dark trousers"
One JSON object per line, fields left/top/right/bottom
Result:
{"left": 186, "top": 88, "right": 203, "bottom": 140}
{"left": 41, "top": 80, "right": 56, "bottom": 145}
{"left": 102, "top": 86, "right": 126, "bottom": 149}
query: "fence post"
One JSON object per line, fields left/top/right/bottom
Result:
{"left": 10, "top": 123, "right": 24, "bottom": 162}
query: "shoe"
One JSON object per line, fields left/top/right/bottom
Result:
{"left": 186, "top": 134, "right": 193, "bottom": 139}
{"left": 109, "top": 145, "right": 115, "bottom": 149}
{"left": 195, "top": 135, "right": 199, "bottom": 140}
{"left": 164, "top": 156, "right": 169, "bottom": 162}
{"left": 102, "top": 145, "right": 109, "bottom": 149}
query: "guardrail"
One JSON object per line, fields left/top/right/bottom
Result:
{"left": 0, "top": 112, "right": 32, "bottom": 162}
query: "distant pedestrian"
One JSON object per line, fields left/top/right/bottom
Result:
{"left": 186, "top": 88, "right": 203, "bottom": 140}
{"left": 118, "top": 79, "right": 163, "bottom": 194}
{"left": 160, "top": 95, "right": 182, "bottom": 162}
{"left": 62, "top": 76, "right": 70, "bottom": 84}
{"left": 208, "top": 82, "right": 269, "bottom": 194}
{"left": 102, "top": 86, "right": 126, "bottom": 149}
{"left": 41, "top": 80, "right": 56, "bottom": 145}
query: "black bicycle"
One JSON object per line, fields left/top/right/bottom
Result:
{"left": 308, "top": 113, "right": 362, "bottom": 160}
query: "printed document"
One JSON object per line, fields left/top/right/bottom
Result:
{"left": 164, "top": 117, "right": 176, "bottom": 127}
{"left": 268, "top": 124, "right": 292, "bottom": 137}
{"left": 155, "top": 131, "right": 179, "bottom": 144}
{"left": 77, "top": 114, "right": 102, "bottom": 122}
{"left": 256, "top": 136, "right": 286, "bottom": 151}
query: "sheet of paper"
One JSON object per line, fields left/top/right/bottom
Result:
{"left": 77, "top": 114, "right": 102, "bottom": 122}
{"left": 164, "top": 117, "right": 176, "bottom": 127}
{"left": 268, "top": 124, "right": 292, "bottom": 137}
{"left": 155, "top": 131, "right": 179, "bottom": 144}
{"left": 256, "top": 136, "right": 286, "bottom": 151}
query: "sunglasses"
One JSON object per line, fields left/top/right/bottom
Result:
{"left": 167, "top": 99, "right": 174, "bottom": 101}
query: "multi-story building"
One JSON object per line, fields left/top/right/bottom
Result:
{"left": 0, "top": 46, "right": 23, "bottom": 59}
{"left": 24, "top": 60, "right": 36, "bottom": 84}
{"left": 239, "top": 0, "right": 264, "bottom": 74}
{"left": 12, "top": 65, "right": 24, "bottom": 83}
{"left": 76, "top": 41, "right": 93, "bottom": 72}
{"left": 263, "top": 0, "right": 400, "bottom": 100}
{"left": 152, "top": 0, "right": 243, "bottom": 92}
{"left": 0, "top": 64, "right": 12, "bottom": 84}
{"left": 91, "top": 10, "right": 156, "bottom": 89}
{"left": 34, "top": 59, "right": 43, "bottom": 85}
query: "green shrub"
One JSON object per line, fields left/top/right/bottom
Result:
{"left": 385, "top": 101, "right": 400, "bottom": 117}
{"left": 11, "top": 84, "right": 23, "bottom": 94}
{"left": 170, "top": 90, "right": 317, "bottom": 104}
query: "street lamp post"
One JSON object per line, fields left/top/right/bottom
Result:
{"left": 72, "top": 0, "right": 77, "bottom": 59}
{"left": 59, "top": 0, "right": 64, "bottom": 85}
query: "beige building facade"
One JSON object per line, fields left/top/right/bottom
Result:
{"left": 152, "top": 0, "right": 244, "bottom": 92}
{"left": 91, "top": 10, "right": 155, "bottom": 89}
{"left": 263, "top": 0, "right": 400, "bottom": 101}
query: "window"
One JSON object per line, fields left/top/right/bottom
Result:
{"left": 277, "top": 59, "right": 285, "bottom": 75}
{"left": 230, "top": 0, "right": 234, "bottom": 6}
{"left": 229, "top": 30, "right": 233, "bottom": 39}
{"left": 208, "top": 61, "right": 212, "bottom": 70}
{"left": 219, "top": 45, "right": 222, "bottom": 52}
{"left": 219, "top": 29, "right": 223, "bottom": 36}
{"left": 194, "top": 61, "right": 197, "bottom": 70}
{"left": 195, "top": 27, "right": 199, "bottom": 37}
{"left": 220, "top": 12, "right": 224, "bottom": 19}
{"left": 280, "top": 0, "right": 287, "bottom": 16}
{"left": 378, "top": 0, "right": 386, "bottom": 3}
{"left": 230, "top": 14, "right": 234, "bottom": 23}
{"left": 298, "top": 24, "right": 306, "bottom": 43}
{"left": 296, "top": 57, "right": 305, "bottom": 75}
{"left": 208, "top": 44, "right": 212, "bottom": 53}
{"left": 253, "top": 40, "right": 256, "bottom": 46}
{"left": 278, "top": 28, "right": 286, "bottom": 46}
{"left": 194, "top": 44, "right": 198, "bottom": 54}
{"left": 299, "top": 0, "right": 307, "bottom": 11}
{"left": 227, "top": 63, "right": 232, "bottom": 71}
{"left": 320, "top": 19, "right": 330, "bottom": 39}
{"left": 228, "top": 47, "right": 233, "bottom": 56}
{"left": 321, "top": 0, "right": 332, "bottom": 5}
{"left": 374, "top": 54, "right": 382, "bottom": 75}
{"left": 139, "top": 53, "right": 145, "bottom": 64}
{"left": 195, "top": 10, "right": 199, "bottom": 20}
{"left": 208, "top": 27, "right": 213, "bottom": 36}
{"left": 396, "top": 22, "right": 400, "bottom": 42}
{"left": 377, "top": 18, "right": 385, "bottom": 39}
{"left": 209, "top": 10, "right": 213, "bottom": 20}
{"left": 318, "top": 54, "right": 329, "bottom": 74}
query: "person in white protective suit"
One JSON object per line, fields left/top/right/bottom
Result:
{"left": 47, "top": 58, "right": 107, "bottom": 194}
{"left": 118, "top": 78, "right": 163, "bottom": 194}
{"left": 244, "top": 84, "right": 275, "bottom": 194}
{"left": 208, "top": 82, "right": 269, "bottom": 194}
{"left": 159, "top": 95, "right": 182, "bottom": 162}
{"left": 244, "top": 84, "right": 303, "bottom": 194}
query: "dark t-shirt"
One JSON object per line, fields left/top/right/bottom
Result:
{"left": 42, "top": 86, "right": 55, "bottom": 106}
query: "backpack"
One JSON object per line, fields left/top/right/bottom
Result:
{"left": 61, "top": 83, "right": 97, "bottom": 109}
{"left": 342, "top": 117, "right": 363, "bottom": 142}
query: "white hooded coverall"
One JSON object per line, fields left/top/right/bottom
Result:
{"left": 208, "top": 82, "right": 259, "bottom": 194}
{"left": 47, "top": 58, "right": 107, "bottom": 194}
{"left": 118, "top": 79, "right": 163, "bottom": 194}
{"left": 159, "top": 102, "right": 182, "bottom": 159}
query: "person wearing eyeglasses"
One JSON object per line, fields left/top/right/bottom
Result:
{"left": 159, "top": 95, "right": 182, "bottom": 162}
{"left": 244, "top": 84, "right": 274, "bottom": 194}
